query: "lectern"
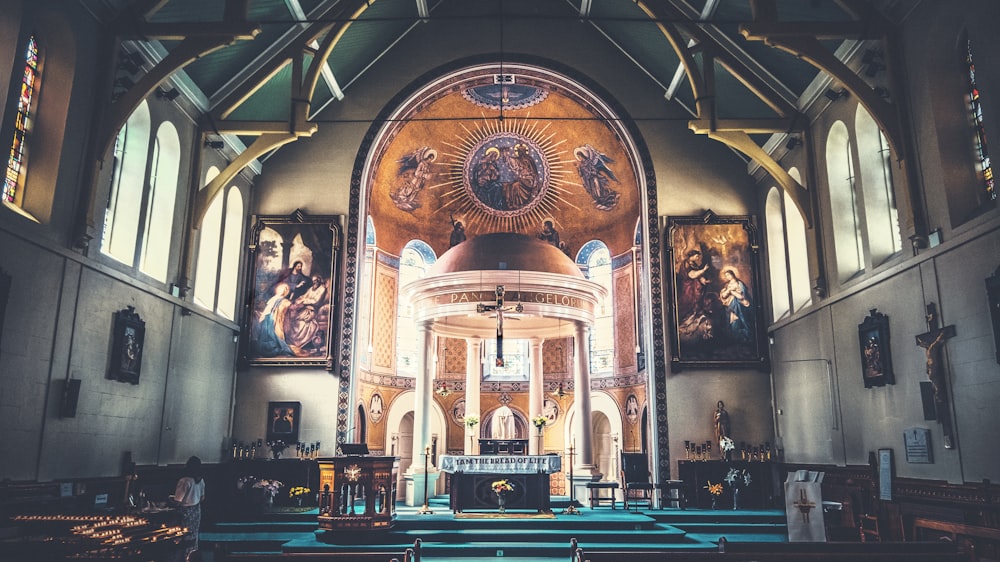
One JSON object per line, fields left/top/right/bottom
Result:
{"left": 317, "top": 455, "right": 399, "bottom": 534}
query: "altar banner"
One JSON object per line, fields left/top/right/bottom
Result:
{"left": 439, "top": 455, "right": 561, "bottom": 474}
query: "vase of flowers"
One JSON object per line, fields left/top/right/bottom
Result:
{"left": 532, "top": 415, "right": 547, "bottom": 435}
{"left": 492, "top": 479, "right": 513, "bottom": 513}
{"left": 720, "top": 436, "right": 735, "bottom": 462}
{"left": 253, "top": 479, "right": 284, "bottom": 509}
{"left": 704, "top": 480, "right": 723, "bottom": 509}
{"left": 724, "top": 468, "right": 752, "bottom": 510}
{"left": 465, "top": 415, "right": 479, "bottom": 451}
{"left": 288, "top": 486, "right": 311, "bottom": 507}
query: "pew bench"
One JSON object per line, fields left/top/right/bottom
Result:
{"left": 214, "top": 551, "right": 412, "bottom": 562}
{"left": 573, "top": 539, "right": 972, "bottom": 562}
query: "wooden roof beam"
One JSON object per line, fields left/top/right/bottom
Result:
{"left": 193, "top": 132, "right": 309, "bottom": 225}
{"left": 688, "top": 117, "right": 804, "bottom": 135}
{"left": 128, "top": 22, "right": 260, "bottom": 41}
{"left": 695, "top": 128, "right": 813, "bottom": 228}
{"left": 755, "top": 35, "right": 902, "bottom": 159}
{"left": 741, "top": 21, "right": 882, "bottom": 40}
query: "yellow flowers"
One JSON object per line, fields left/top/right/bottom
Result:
{"left": 704, "top": 480, "right": 723, "bottom": 496}
{"left": 491, "top": 479, "right": 513, "bottom": 494}
{"left": 288, "top": 486, "right": 311, "bottom": 498}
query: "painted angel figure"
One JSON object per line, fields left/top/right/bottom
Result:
{"left": 573, "top": 144, "right": 621, "bottom": 210}
{"left": 390, "top": 146, "right": 438, "bottom": 211}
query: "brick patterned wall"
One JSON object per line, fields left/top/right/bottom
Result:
{"left": 372, "top": 264, "right": 397, "bottom": 371}
{"left": 614, "top": 266, "right": 636, "bottom": 371}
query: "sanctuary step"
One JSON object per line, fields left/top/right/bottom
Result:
{"left": 200, "top": 496, "right": 788, "bottom": 561}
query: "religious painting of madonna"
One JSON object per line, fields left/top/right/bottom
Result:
{"left": 243, "top": 212, "right": 342, "bottom": 367}
{"left": 666, "top": 211, "right": 767, "bottom": 371}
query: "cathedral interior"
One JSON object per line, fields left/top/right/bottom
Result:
{"left": 1, "top": 0, "right": 999, "bottom": 558}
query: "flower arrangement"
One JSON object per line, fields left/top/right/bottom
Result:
{"left": 288, "top": 486, "right": 311, "bottom": 499}
{"left": 719, "top": 436, "right": 735, "bottom": 453}
{"left": 491, "top": 479, "right": 513, "bottom": 495}
{"left": 704, "top": 480, "right": 723, "bottom": 497}
{"left": 464, "top": 415, "right": 479, "bottom": 429}
{"left": 253, "top": 478, "right": 284, "bottom": 498}
{"left": 532, "top": 415, "right": 548, "bottom": 429}
{"left": 236, "top": 475, "right": 256, "bottom": 491}
{"left": 724, "top": 468, "right": 752, "bottom": 488}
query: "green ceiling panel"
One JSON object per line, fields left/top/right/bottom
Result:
{"left": 226, "top": 62, "right": 293, "bottom": 121}
{"left": 589, "top": 1, "right": 683, "bottom": 91}
{"left": 327, "top": 0, "right": 420, "bottom": 91}
{"left": 714, "top": 60, "right": 778, "bottom": 120}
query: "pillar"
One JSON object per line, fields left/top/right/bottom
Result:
{"left": 572, "top": 320, "right": 600, "bottom": 481}
{"left": 529, "top": 337, "right": 544, "bottom": 454}
{"left": 405, "top": 318, "right": 439, "bottom": 506}
{"left": 464, "top": 336, "right": 482, "bottom": 454}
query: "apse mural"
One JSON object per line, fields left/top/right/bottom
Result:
{"left": 365, "top": 64, "right": 642, "bottom": 259}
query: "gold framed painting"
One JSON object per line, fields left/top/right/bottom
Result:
{"left": 665, "top": 210, "right": 767, "bottom": 371}
{"left": 243, "top": 210, "right": 342, "bottom": 367}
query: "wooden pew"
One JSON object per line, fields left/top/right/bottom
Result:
{"left": 911, "top": 517, "right": 1000, "bottom": 561}
{"left": 215, "top": 551, "right": 411, "bottom": 562}
{"left": 573, "top": 539, "right": 973, "bottom": 562}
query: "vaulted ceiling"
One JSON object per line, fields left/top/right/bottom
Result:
{"left": 80, "top": 0, "right": 910, "bottom": 220}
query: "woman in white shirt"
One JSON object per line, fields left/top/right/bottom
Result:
{"left": 172, "top": 456, "right": 206, "bottom": 558}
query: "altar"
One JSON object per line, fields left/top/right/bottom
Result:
{"left": 439, "top": 455, "right": 561, "bottom": 513}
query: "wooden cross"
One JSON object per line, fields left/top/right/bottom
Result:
{"left": 477, "top": 285, "right": 522, "bottom": 367}
{"left": 915, "top": 303, "right": 957, "bottom": 449}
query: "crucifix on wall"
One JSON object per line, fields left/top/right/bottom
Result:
{"left": 477, "top": 285, "right": 522, "bottom": 367}
{"left": 915, "top": 303, "right": 957, "bottom": 449}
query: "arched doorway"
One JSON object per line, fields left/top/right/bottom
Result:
{"left": 395, "top": 412, "right": 413, "bottom": 500}
{"left": 592, "top": 412, "right": 614, "bottom": 481}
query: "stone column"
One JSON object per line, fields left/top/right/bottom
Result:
{"left": 405, "top": 318, "right": 439, "bottom": 506}
{"left": 528, "top": 337, "right": 544, "bottom": 454}
{"left": 464, "top": 336, "right": 482, "bottom": 454}
{"left": 571, "top": 320, "right": 600, "bottom": 486}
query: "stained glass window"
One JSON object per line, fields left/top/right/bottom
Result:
{"left": 4, "top": 35, "right": 40, "bottom": 204}
{"left": 966, "top": 39, "right": 995, "bottom": 201}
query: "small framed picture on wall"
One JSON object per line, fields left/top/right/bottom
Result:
{"left": 109, "top": 306, "right": 145, "bottom": 385}
{"left": 858, "top": 308, "right": 894, "bottom": 388}
{"left": 266, "top": 401, "right": 301, "bottom": 444}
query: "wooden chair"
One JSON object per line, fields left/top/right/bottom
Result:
{"left": 620, "top": 452, "right": 655, "bottom": 511}
{"left": 859, "top": 513, "right": 882, "bottom": 542}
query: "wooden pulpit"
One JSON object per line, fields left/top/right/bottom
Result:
{"left": 317, "top": 455, "right": 399, "bottom": 534}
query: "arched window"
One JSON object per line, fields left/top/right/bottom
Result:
{"left": 193, "top": 193, "right": 222, "bottom": 309}
{"left": 139, "top": 122, "right": 180, "bottom": 281}
{"left": 193, "top": 167, "right": 246, "bottom": 319}
{"left": 785, "top": 169, "right": 811, "bottom": 312}
{"left": 578, "top": 240, "right": 613, "bottom": 375}
{"left": 855, "top": 107, "right": 902, "bottom": 264}
{"left": 765, "top": 188, "right": 789, "bottom": 321}
{"left": 965, "top": 37, "right": 995, "bottom": 202}
{"left": 359, "top": 216, "right": 377, "bottom": 368}
{"left": 217, "top": 187, "right": 244, "bottom": 319}
{"left": 826, "top": 121, "right": 863, "bottom": 282}
{"left": 3, "top": 34, "right": 41, "bottom": 206}
{"left": 396, "top": 241, "right": 436, "bottom": 375}
{"left": 193, "top": 167, "right": 221, "bottom": 309}
{"left": 101, "top": 101, "right": 151, "bottom": 267}
{"left": 765, "top": 169, "right": 812, "bottom": 322}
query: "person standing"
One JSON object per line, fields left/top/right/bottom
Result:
{"left": 172, "top": 456, "right": 206, "bottom": 560}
